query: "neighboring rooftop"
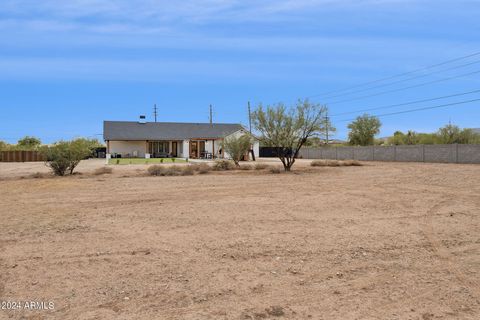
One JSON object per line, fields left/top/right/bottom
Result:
{"left": 103, "top": 121, "right": 245, "bottom": 141}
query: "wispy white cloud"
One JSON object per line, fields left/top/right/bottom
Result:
{"left": 0, "top": 0, "right": 419, "bottom": 33}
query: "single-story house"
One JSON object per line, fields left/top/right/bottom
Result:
{"left": 103, "top": 120, "right": 259, "bottom": 160}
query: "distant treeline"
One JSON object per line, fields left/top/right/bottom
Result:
{"left": 0, "top": 136, "right": 104, "bottom": 151}
{"left": 302, "top": 121, "right": 480, "bottom": 147}
{"left": 386, "top": 124, "right": 480, "bottom": 145}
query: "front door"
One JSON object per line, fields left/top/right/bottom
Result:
{"left": 190, "top": 141, "right": 198, "bottom": 158}
{"left": 171, "top": 142, "right": 178, "bottom": 157}
{"left": 199, "top": 141, "right": 205, "bottom": 158}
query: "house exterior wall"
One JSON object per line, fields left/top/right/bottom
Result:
{"left": 213, "top": 139, "right": 223, "bottom": 158}
{"left": 181, "top": 139, "right": 189, "bottom": 158}
{"left": 108, "top": 141, "right": 147, "bottom": 157}
{"left": 106, "top": 129, "right": 259, "bottom": 160}
{"left": 253, "top": 140, "right": 260, "bottom": 159}
{"left": 176, "top": 141, "right": 183, "bottom": 158}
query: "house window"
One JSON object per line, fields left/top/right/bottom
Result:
{"left": 149, "top": 141, "right": 169, "bottom": 156}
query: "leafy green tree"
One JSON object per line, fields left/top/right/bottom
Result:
{"left": 42, "top": 142, "right": 72, "bottom": 176}
{"left": 389, "top": 131, "right": 406, "bottom": 145}
{"left": 0, "top": 140, "right": 8, "bottom": 151}
{"left": 17, "top": 136, "right": 42, "bottom": 149}
{"left": 67, "top": 139, "right": 94, "bottom": 174}
{"left": 252, "top": 99, "right": 328, "bottom": 171}
{"left": 405, "top": 130, "right": 419, "bottom": 145}
{"left": 347, "top": 114, "right": 381, "bottom": 146}
{"left": 458, "top": 128, "right": 480, "bottom": 144}
{"left": 71, "top": 138, "right": 103, "bottom": 157}
{"left": 222, "top": 134, "right": 252, "bottom": 167}
{"left": 42, "top": 139, "right": 92, "bottom": 176}
{"left": 417, "top": 133, "right": 439, "bottom": 144}
{"left": 437, "top": 124, "right": 462, "bottom": 144}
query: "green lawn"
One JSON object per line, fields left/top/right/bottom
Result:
{"left": 108, "top": 158, "right": 187, "bottom": 165}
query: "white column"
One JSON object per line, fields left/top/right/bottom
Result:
{"left": 182, "top": 139, "right": 190, "bottom": 159}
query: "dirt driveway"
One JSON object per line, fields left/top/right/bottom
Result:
{"left": 0, "top": 160, "right": 479, "bottom": 319}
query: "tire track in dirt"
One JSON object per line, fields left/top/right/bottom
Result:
{"left": 421, "top": 198, "right": 480, "bottom": 298}
{"left": 354, "top": 196, "right": 479, "bottom": 319}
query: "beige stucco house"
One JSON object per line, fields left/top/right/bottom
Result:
{"left": 103, "top": 120, "right": 259, "bottom": 160}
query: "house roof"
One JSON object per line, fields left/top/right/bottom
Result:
{"left": 103, "top": 121, "right": 246, "bottom": 141}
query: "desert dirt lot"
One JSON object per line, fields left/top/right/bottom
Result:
{"left": 0, "top": 159, "right": 479, "bottom": 320}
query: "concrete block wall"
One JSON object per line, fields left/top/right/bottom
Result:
{"left": 395, "top": 145, "right": 424, "bottom": 162}
{"left": 299, "top": 144, "right": 480, "bottom": 164}
{"left": 457, "top": 144, "right": 480, "bottom": 164}
{"left": 424, "top": 145, "right": 456, "bottom": 163}
{"left": 337, "top": 147, "right": 354, "bottom": 160}
{"left": 353, "top": 147, "right": 373, "bottom": 161}
{"left": 373, "top": 146, "right": 395, "bottom": 161}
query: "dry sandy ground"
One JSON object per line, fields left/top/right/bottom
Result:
{"left": 0, "top": 159, "right": 479, "bottom": 320}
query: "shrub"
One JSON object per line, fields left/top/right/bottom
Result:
{"left": 148, "top": 165, "right": 194, "bottom": 176}
{"left": 269, "top": 167, "right": 282, "bottom": 174}
{"left": 327, "top": 160, "right": 341, "bottom": 167}
{"left": 311, "top": 159, "right": 362, "bottom": 167}
{"left": 192, "top": 163, "right": 211, "bottom": 174}
{"left": 254, "top": 163, "right": 269, "bottom": 170}
{"left": 342, "top": 160, "right": 362, "bottom": 166}
{"left": 172, "top": 158, "right": 176, "bottom": 163}
{"left": 311, "top": 160, "right": 329, "bottom": 167}
{"left": 181, "top": 166, "right": 194, "bottom": 176}
{"left": 42, "top": 142, "right": 72, "bottom": 176}
{"left": 239, "top": 164, "right": 253, "bottom": 170}
{"left": 43, "top": 139, "right": 96, "bottom": 176}
{"left": 30, "top": 172, "right": 49, "bottom": 179}
{"left": 221, "top": 134, "right": 252, "bottom": 166}
{"left": 147, "top": 165, "right": 165, "bottom": 176}
{"left": 94, "top": 167, "right": 113, "bottom": 175}
{"left": 213, "top": 160, "right": 235, "bottom": 171}
{"left": 160, "top": 158, "right": 164, "bottom": 163}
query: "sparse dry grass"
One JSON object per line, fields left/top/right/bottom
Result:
{"left": 239, "top": 164, "right": 253, "bottom": 170}
{"left": 254, "top": 163, "right": 269, "bottom": 170}
{"left": 29, "top": 172, "right": 51, "bottom": 179}
{"left": 213, "top": 160, "right": 236, "bottom": 171}
{"left": 191, "top": 163, "right": 212, "bottom": 174}
{"left": 147, "top": 165, "right": 194, "bottom": 176}
{"left": 94, "top": 166, "right": 113, "bottom": 175}
{"left": 311, "top": 159, "right": 362, "bottom": 167}
{"left": 269, "top": 167, "right": 283, "bottom": 174}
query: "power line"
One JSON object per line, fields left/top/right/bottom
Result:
{"left": 337, "top": 98, "right": 480, "bottom": 123}
{"left": 318, "top": 59, "right": 480, "bottom": 101}
{"left": 327, "top": 69, "right": 480, "bottom": 105}
{"left": 248, "top": 101, "right": 252, "bottom": 134}
{"left": 307, "top": 50, "right": 480, "bottom": 99}
{"left": 330, "top": 88, "right": 480, "bottom": 117}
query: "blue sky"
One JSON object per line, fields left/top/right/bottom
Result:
{"left": 0, "top": 0, "right": 479, "bottom": 143}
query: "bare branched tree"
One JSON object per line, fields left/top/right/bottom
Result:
{"left": 252, "top": 99, "right": 328, "bottom": 171}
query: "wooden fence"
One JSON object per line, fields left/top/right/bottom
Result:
{"left": 0, "top": 150, "right": 45, "bottom": 162}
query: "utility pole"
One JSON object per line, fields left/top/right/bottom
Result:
{"left": 325, "top": 110, "right": 329, "bottom": 145}
{"left": 248, "top": 101, "right": 252, "bottom": 134}
{"left": 209, "top": 104, "right": 213, "bottom": 124}
{"left": 153, "top": 104, "right": 158, "bottom": 122}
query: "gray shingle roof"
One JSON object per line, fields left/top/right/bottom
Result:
{"left": 103, "top": 121, "right": 245, "bottom": 141}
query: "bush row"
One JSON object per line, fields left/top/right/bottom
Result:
{"left": 147, "top": 161, "right": 283, "bottom": 176}
{"left": 310, "top": 159, "right": 362, "bottom": 167}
